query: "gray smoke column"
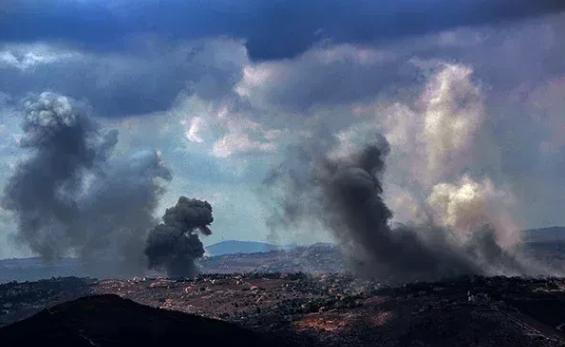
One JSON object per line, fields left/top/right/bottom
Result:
{"left": 145, "top": 197, "right": 213, "bottom": 277}
{"left": 1, "top": 92, "right": 171, "bottom": 276}
{"left": 268, "top": 134, "right": 532, "bottom": 283}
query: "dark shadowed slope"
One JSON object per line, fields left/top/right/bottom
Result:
{"left": 0, "top": 294, "right": 281, "bottom": 347}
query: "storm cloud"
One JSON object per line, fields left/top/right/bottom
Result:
{"left": 1, "top": 0, "right": 564, "bottom": 60}
{"left": 0, "top": 39, "right": 247, "bottom": 117}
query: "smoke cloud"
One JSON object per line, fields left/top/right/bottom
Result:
{"left": 262, "top": 61, "right": 556, "bottom": 282}
{"left": 268, "top": 133, "right": 538, "bottom": 282}
{"left": 427, "top": 176, "right": 520, "bottom": 247}
{"left": 421, "top": 64, "right": 485, "bottom": 182}
{"left": 145, "top": 197, "right": 213, "bottom": 277}
{"left": 1, "top": 92, "right": 171, "bottom": 275}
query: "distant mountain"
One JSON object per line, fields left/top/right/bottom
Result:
{"left": 205, "top": 240, "right": 280, "bottom": 256}
{"left": 201, "top": 242, "right": 345, "bottom": 274}
{"left": 522, "top": 226, "right": 565, "bottom": 242}
{"left": 2, "top": 230, "right": 564, "bottom": 283}
{"left": 0, "top": 257, "right": 82, "bottom": 283}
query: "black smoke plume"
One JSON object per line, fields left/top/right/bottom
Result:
{"left": 267, "top": 134, "right": 532, "bottom": 283}
{"left": 1, "top": 92, "right": 171, "bottom": 276}
{"left": 145, "top": 197, "right": 213, "bottom": 277}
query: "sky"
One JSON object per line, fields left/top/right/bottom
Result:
{"left": 0, "top": 0, "right": 564, "bottom": 259}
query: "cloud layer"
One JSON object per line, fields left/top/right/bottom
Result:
{"left": 2, "top": 0, "right": 564, "bottom": 60}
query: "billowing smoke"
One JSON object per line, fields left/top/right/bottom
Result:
{"left": 373, "top": 63, "right": 525, "bottom": 248}
{"left": 264, "top": 62, "right": 551, "bottom": 282}
{"left": 427, "top": 176, "right": 520, "bottom": 247}
{"left": 145, "top": 197, "right": 213, "bottom": 277}
{"left": 421, "top": 64, "right": 484, "bottom": 183}
{"left": 262, "top": 56, "right": 565, "bottom": 282}
{"left": 1, "top": 92, "right": 171, "bottom": 275}
{"left": 267, "top": 130, "right": 540, "bottom": 283}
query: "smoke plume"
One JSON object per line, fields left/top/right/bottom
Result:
{"left": 145, "top": 196, "right": 213, "bottom": 277}
{"left": 1, "top": 92, "right": 171, "bottom": 275}
{"left": 267, "top": 132, "right": 536, "bottom": 283}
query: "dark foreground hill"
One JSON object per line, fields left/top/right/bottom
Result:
{"left": 0, "top": 294, "right": 279, "bottom": 347}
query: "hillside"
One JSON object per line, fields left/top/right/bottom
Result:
{"left": 0, "top": 294, "right": 277, "bottom": 347}
{"left": 205, "top": 240, "right": 280, "bottom": 256}
{"left": 4, "top": 275, "right": 565, "bottom": 346}
{"left": 2, "top": 230, "right": 565, "bottom": 282}
{"left": 523, "top": 227, "right": 565, "bottom": 242}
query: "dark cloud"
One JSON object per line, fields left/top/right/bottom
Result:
{"left": 2, "top": 3, "right": 563, "bottom": 118}
{"left": 0, "top": 39, "right": 246, "bottom": 117}
{"left": 1, "top": 92, "right": 171, "bottom": 275}
{"left": 1, "top": 0, "right": 563, "bottom": 60}
{"left": 145, "top": 196, "right": 213, "bottom": 277}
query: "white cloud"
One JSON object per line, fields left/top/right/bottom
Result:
{"left": 184, "top": 116, "right": 206, "bottom": 143}
{"left": 173, "top": 91, "right": 282, "bottom": 158}
{"left": 0, "top": 44, "right": 79, "bottom": 71}
{"left": 212, "top": 118, "right": 280, "bottom": 158}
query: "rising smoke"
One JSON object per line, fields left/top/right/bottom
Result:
{"left": 1, "top": 92, "right": 171, "bottom": 276}
{"left": 267, "top": 132, "right": 538, "bottom": 283}
{"left": 145, "top": 196, "right": 213, "bottom": 277}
